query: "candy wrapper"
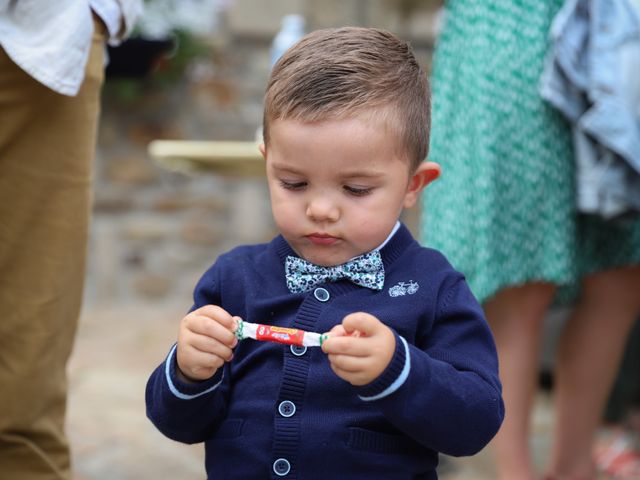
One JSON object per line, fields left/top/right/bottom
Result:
{"left": 235, "top": 319, "right": 328, "bottom": 347}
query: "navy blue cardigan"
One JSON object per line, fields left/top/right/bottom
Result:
{"left": 146, "top": 224, "right": 504, "bottom": 479}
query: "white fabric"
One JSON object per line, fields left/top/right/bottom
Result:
{"left": 375, "top": 221, "right": 401, "bottom": 251}
{"left": 90, "top": 0, "right": 125, "bottom": 41}
{"left": 0, "top": 0, "right": 142, "bottom": 96}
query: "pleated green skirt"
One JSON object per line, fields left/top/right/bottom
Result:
{"left": 420, "top": 0, "right": 640, "bottom": 304}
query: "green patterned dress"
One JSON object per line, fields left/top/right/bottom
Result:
{"left": 420, "top": 0, "right": 640, "bottom": 304}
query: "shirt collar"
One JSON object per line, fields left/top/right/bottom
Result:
{"left": 345, "top": 220, "right": 400, "bottom": 262}
{"left": 374, "top": 221, "right": 401, "bottom": 252}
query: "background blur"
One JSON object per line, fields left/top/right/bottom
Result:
{"left": 83, "top": 0, "right": 441, "bottom": 313}
{"left": 67, "top": 1, "right": 554, "bottom": 478}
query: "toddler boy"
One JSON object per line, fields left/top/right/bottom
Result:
{"left": 146, "top": 27, "right": 504, "bottom": 479}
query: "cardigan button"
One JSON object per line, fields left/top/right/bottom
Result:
{"left": 273, "top": 458, "right": 291, "bottom": 476}
{"left": 278, "top": 400, "right": 296, "bottom": 417}
{"left": 290, "top": 345, "right": 307, "bottom": 356}
{"left": 313, "top": 287, "right": 330, "bottom": 302}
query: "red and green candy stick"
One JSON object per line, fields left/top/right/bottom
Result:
{"left": 234, "top": 319, "right": 329, "bottom": 347}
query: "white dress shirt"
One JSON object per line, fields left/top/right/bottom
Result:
{"left": 0, "top": 0, "right": 142, "bottom": 96}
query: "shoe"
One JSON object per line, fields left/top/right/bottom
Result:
{"left": 595, "top": 430, "right": 640, "bottom": 479}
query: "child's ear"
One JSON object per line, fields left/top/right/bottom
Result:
{"left": 259, "top": 143, "right": 267, "bottom": 159}
{"left": 403, "top": 161, "right": 441, "bottom": 208}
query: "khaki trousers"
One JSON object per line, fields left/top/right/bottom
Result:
{"left": 0, "top": 18, "right": 105, "bottom": 480}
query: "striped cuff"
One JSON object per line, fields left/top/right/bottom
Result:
{"left": 357, "top": 334, "right": 410, "bottom": 402}
{"left": 164, "top": 344, "right": 224, "bottom": 400}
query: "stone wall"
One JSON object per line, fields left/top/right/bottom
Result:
{"left": 84, "top": 1, "right": 441, "bottom": 309}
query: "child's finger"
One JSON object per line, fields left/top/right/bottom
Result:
{"left": 328, "top": 359, "right": 375, "bottom": 386}
{"left": 342, "top": 312, "right": 380, "bottom": 337}
{"left": 232, "top": 316, "right": 243, "bottom": 332}
{"left": 322, "top": 335, "right": 370, "bottom": 357}
{"left": 208, "top": 318, "right": 239, "bottom": 347}
{"left": 177, "top": 347, "right": 225, "bottom": 379}
{"left": 327, "top": 353, "right": 370, "bottom": 373}
{"left": 188, "top": 332, "right": 235, "bottom": 362}
{"left": 194, "top": 305, "right": 237, "bottom": 330}
{"left": 191, "top": 314, "right": 238, "bottom": 347}
{"left": 320, "top": 325, "right": 347, "bottom": 354}
{"left": 328, "top": 324, "right": 347, "bottom": 336}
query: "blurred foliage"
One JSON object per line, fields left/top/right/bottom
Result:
{"left": 103, "top": 29, "right": 212, "bottom": 105}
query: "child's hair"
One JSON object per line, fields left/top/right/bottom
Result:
{"left": 263, "top": 26, "right": 431, "bottom": 171}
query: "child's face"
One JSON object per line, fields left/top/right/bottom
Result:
{"left": 260, "top": 116, "right": 439, "bottom": 266}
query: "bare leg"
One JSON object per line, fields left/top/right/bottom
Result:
{"left": 484, "top": 282, "right": 557, "bottom": 480}
{"left": 549, "top": 266, "right": 640, "bottom": 479}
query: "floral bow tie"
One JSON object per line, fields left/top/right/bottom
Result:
{"left": 285, "top": 250, "right": 385, "bottom": 294}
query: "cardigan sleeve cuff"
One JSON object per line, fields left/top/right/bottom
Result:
{"left": 356, "top": 333, "right": 410, "bottom": 402}
{"left": 165, "top": 344, "right": 224, "bottom": 400}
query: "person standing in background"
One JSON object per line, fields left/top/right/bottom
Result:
{"left": 421, "top": 1, "right": 640, "bottom": 479}
{"left": 0, "top": 1, "right": 141, "bottom": 478}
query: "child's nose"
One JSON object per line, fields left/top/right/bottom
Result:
{"left": 306, "top": 195, "right": 339, "bottom": 222}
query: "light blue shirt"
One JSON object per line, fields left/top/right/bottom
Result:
{"left": 540, "top": 0, "right": 640, "bottom": 220}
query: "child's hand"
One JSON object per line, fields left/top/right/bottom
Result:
{"left": 321, "top": 312, "right": 395, "bottom": 386}
{"left": 176, "top": 305, "right": 239, "bottom": 382}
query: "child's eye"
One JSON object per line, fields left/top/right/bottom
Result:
{"left": 280, "top": 180, "right": 307, "bottom": 191}
{"left": 344, "top": 185, "right": 373, "bottom": 196}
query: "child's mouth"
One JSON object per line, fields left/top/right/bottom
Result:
{"left": 307, "top": 234, "right": 339, "bottom": 246}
